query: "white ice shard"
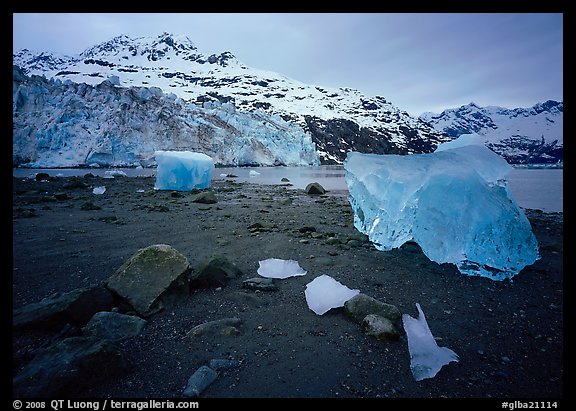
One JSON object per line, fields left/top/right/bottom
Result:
{"left": 154, "top": 151, "right": 214, "bottom": 191}
{"left": 249, "top": 170, "right": 261, "bottom": 177}
{"left": 403, "top": 303, "right": 459, "bottom": 381}
{"left": 92, "top": 186, "right": 106, "bottom": 195}
{"left": 257, "top": 258, "right": 307, "bottom": 279}
{"left": 344, "top": 135, "right": 540, "bottom": 280}
{"left": 305, "top": 275, "right": 360, "bottom": 315}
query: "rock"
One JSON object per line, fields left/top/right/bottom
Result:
{"left": 186, "top": 318, "right": 242, "bottom": 339}
{"left": 228, "top": 291, "right": 267, "bottom": 308}
{"left": 325, "top": 237, "right": 341, "bottom": 245}
{"left": 346, "top": 239, "right": 363, "bottom": 248}
{"left": 80, "top": 201, "right": 102, "bottom": 210}
{"left": 191, "top": 254, "right": 242, "bottom": 288}
{"left": 209, "top": 358, "right": 240, "bottom": 371}
{"left": 35, "top": 172, "right": 50, "bottom": 181}
{"left": 362, "top": 314, "right": 400, "bottom": 341}
{"left": 299, "top": 226, "right": 317, "bottom": 233}
{"left": 281, "top": 177, "right": 290, "bottom": 182}
{"left": 305, "top": 182, "right": 326, "bottom": 195}
{"left": 105, "top": 244, "right": 191, "bottom": 317}
{"left": 82, "top": 311, "right": 147, "bottom": 341}
{"left": 53, "top": 192, "right": 68, "bottom": 200}
{"left": 63, "top": 177, "right": 89, "bottom": 189}
{"left": 192, "top": 191, "right": 218, "bottom": 204}
{"left": 182, "top": 365, "right": 218, "bottom": 398}
{"left": 13, "top": 336, "right": 129, "bottom": 398}
{"left": 242, "top": 277, "right": 279, "bottom": 291}
{"left": 344, "top": 293, "right": 403, "bottom": 334}
{"left": 13, "top": 287, "right": 114, "bottom": 330}
{"left": 248, "top": 221, "right": 277, "bottom": 232}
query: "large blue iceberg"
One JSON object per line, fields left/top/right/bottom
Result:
{"left": 154, "top": 151, "right": 214, "bottom": 191}
{"left": 344, "top": 135, "right": 540, "bottom": 280}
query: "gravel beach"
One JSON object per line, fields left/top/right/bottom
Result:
{"left": 12, "top": 174, "right": 564, "bottom": 399}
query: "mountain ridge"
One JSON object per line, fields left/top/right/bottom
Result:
{"left": 420, "top": 101, "right": 563, "bottom": 164}
{"left": 14, "top": 32, "right": 451, "bottom": 165}
{"left": 14, "top": 32, "right": 562, "bottom": 165}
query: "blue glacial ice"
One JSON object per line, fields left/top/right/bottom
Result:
{"left": 154, "top": 151, "right": 214, "bottom": 191}
{"left": 403, "top": 303, "right": 459, "bottom": 381}
{"left": 344, "top": 135, "right": 540, "bottom": 280}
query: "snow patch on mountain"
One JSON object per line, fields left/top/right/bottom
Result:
{"left": 14, "top": 32, "right": 451, "bottom": 165}
{"left": 420, "top": 102, "right": 563, "bottom": 164}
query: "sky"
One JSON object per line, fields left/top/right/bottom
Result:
{"left": 12, "top": 13, "right": 563, "bottom": 116}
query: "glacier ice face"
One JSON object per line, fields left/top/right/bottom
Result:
{"left": 12, "top": 67, "right": 319, "bottom": 168}
{"left": 305, "top": 275, "right": 360, "bottom": 315}
{"left": 344, "top": 137, "right": 540, "bottom": 280}
{"left": 257, "top": 258, "right": 307, "bottom": 279}
{"left": 403, "top": 303, "right": 459, "bottom": 381}
{"left": 154, "top": 151, "right": 214, "bottom": 191}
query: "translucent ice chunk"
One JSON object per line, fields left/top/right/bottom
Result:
{"left": 92, "top": 186, "right": 106, "bottom": 195}
{"left": 257, "top": 258, "right": 307, "bottom": 279}
{"left": 154, "top": 150, "right": 214, "bottom": 191}
{"left": 305, "top": 275, "right": 360, "bottom": 315}
{"left": 402, "top": 303, "right": 459, "bottom": 381}
{"left": 344, "top": 135, "right": 539, "bottom": 280}
{"left": 249, "top": 170, "right": 261, "bottom": 177}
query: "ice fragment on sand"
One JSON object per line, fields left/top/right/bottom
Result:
{"left": 249, "top": 170, "right": 261, "bottom": 177}
{"left": 403, "top": 303, "right": 459, "bottom": 381}
{"left": 305, "top": 275, "right": 360, "bottom": 315}
{"left": 92, "top": 186, "right": 106, "bottom": 195}
{"left": 344, "top": 134, "right": 539, "bottom": 280}
{"left": 154, "top": 150, "right": 214, "bottom": 191}
{"left": 257, "top": 258, "right": 307, "bottom": 279}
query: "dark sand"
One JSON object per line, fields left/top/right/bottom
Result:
{"left": 12, "top": 174, "right": 563, "bottom": 399}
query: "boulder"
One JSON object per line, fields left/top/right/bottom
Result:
{"left": 13, "top": 336, "right": 129, "bottom": 398}
{"left": 362, "top": 314, "right": 400, "bottom": 341}
{"left": 186, "top": 318, "right": 242, "bottom": 339}
{"left": 13, "top": 287, "right": 114, "bottom": 330}
{"left": 305, "top": 182, "right": 326, "bottom": 195}
{"left": 82, "top": 311, "right": 147, "bottom": 341}
{"left": 106, "top": 244, "right": 191, "bottom": 317}
{"left": 191, "top": 191, "right": 218, "bottom": 204}
{"left": 344, "top": 293, "right": 403, "bottom": 334}
{"left": 242, "top": 277, "right": 279, "bottom": 291}
{"left": 191, "top": 254, "right": 242, "bottom": 288}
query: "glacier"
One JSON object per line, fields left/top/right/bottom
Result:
{"left": 344, "top": 135, "right": 540, "bottom": 280}
{"left": 12, "top": 66, "right": 319, "bottom": 168}
{"left": 154, "top": 151, "right": 214, "bottom": 191}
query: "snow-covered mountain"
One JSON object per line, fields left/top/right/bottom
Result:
{"left": 14, "top": 32, "right": 450, "bottom": 165}
{"left": 420, "top": 101, "right": 563, "bottom": 164}
{"left": 12, "top": 66, "right": 319, "bottom": 168}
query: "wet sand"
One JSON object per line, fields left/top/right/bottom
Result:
{"left": 12, "top": 174, "right": 563, "bottom": 399}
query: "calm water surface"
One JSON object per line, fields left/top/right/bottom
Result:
{"left": 13, "top": 165, "right": 563, "bottom": 213}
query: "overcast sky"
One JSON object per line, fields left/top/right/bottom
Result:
{"left": 12, "top": 13, "right": 563, "bottom": 116}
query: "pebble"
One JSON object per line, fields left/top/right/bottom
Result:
{"left": 182, "top": 366, "right": 218, "bottom": 398}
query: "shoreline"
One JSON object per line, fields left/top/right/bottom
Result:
{"left": 12, "top": 175, "right": 563, "bottom": 398}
